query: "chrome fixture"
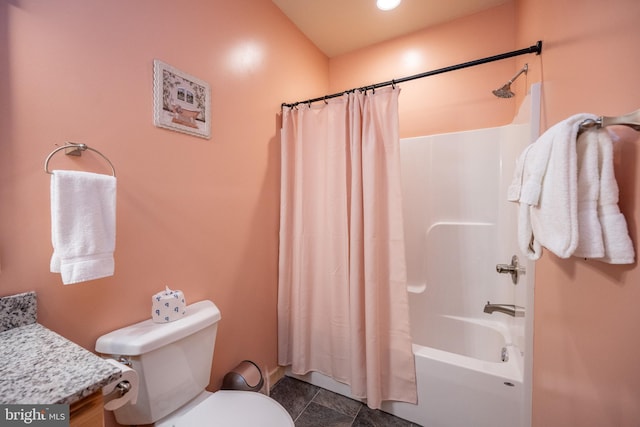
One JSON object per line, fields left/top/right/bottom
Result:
{"left": 103, "top": 380, "right": 133, "bottom": 409}
{"left": 44, "top": 142, "right": 116, "bottom": 176}
{"left": 578, "top": 108, "right": 640, "bottom": 134}
{"left": 501, "top": 346, "right": 509, "bottom": 362}
{"left": 496, "top": 255, "right": 525, "bottom": 284}
{"left": 117, "top": 356, "right": 132, "bottom": 367}
{"left": 492, "top": 64, "right": 528, "bottom": 98}
{"left": 484, "top": 301, "right": 525, "bottom": 317}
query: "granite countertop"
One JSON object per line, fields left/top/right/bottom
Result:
{"left": 0, "top": 292, "right": 122, "bottom": 405}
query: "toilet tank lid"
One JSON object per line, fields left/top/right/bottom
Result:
{"left": 95, "top": 300, "right": 221, "bottom": 356}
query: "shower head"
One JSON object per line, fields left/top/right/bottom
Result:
{"left": 492, "top": 64, "right": 528, "bottom": 98}
{"left": 492, "top": 84, "right": 515, "bottom": 98}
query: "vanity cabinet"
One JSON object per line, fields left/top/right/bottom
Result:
{"left": 0, "top": 291, "right": 119, "bottom": 427}
{"left": 70, "top": 391, "right": 104, "bottom": 427}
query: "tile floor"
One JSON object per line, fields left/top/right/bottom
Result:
{"left": 270, "top": 376, "right": 422, "bottom": 427}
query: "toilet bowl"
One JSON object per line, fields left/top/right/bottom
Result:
{"left": 155, "top": 390, "right": 292, "bottom": 427}
{"left": 95, "top": 300, "right": 293, "bottom": 426}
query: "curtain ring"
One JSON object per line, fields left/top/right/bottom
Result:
{"left": 323, "top": 96, "right": 328, "bottom": 104}
{"left": 392, "top": 79, "right": 396, "bottom": 89}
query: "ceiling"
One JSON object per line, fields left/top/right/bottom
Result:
{"left": 272, "top": 0, "right": 510, "bottom": 57}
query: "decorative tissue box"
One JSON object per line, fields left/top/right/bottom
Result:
{"left": 151, "top": 286, "right": 186, "bottom": 323}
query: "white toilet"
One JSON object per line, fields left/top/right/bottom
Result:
{"left": 95, "top": 300, "right": 294, "bottom": 426}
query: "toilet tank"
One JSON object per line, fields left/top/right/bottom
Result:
{"left": 96, "top": 300, "right": 221, "bottom": 425}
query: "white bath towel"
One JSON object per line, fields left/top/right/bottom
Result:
{"left": 573, "top": 129, "right": 605, "bottom": 258}
{"left": 508, "top": 113, "right": 598, "bottom": 260}
{"left": 50, "top": 170, "right": 116, "bottom": 284}
{"left": 508, "top": 144, "right": 541, "bottom": 258}
{"left": 595, "top": 130, "right": 635, "bottom": 264}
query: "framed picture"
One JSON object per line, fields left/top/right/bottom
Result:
{"left": 153, "top": 59, "right": 211, "bottom": 139}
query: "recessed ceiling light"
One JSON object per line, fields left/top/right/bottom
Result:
{"left": 376, "top": 0, "right": 401, "bottom": 11}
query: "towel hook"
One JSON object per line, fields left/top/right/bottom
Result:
{"left": 44, "top": 143, "right": 116, "bottom": 177}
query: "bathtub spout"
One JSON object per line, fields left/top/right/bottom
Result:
{"left": 483, "top": 301, "right": 525, "bottom": 317}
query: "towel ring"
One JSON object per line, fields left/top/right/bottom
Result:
{"left": 44, "top": 143, "right": 116, "bottom": 177}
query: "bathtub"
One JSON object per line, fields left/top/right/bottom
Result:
{"left": 288, "top": 87, "right": 539, "bottom": 426}
{"left": 290, "top": 312, "right": 524, "bottom": 427}
{"left": 379, "top": 313, "right": 524, "bottom": 427}
{"left": 388, "top": 96, "right": 539, "bottom": 426}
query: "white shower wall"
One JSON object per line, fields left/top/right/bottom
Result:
{"left": 399, "top": 84, "right": 540, "bottom": 427}
{"left": 401, "top": 124, "right": 531, "bottom": 317}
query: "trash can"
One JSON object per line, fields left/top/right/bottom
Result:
{"left": 221, "top": 360, "right": 264, "bottom": 392}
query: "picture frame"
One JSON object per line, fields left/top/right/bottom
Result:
{"left": 153, "top": 59, "right": 211, "bottom": 139}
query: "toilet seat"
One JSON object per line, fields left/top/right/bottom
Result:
{"left": 155, "top": 390, "right": 294, "bottom": 427}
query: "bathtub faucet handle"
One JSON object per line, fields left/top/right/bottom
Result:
{"left": 496, "top": 255, "right": 525, "bottom": 285}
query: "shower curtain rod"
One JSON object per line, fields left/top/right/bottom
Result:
{"left": 281, "top": 40, "right": 542, "bottom": 108}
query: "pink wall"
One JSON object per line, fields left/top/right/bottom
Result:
{"left": 516, "top": 0, "right": 640, "bottom": 426}
{"left": 2, "top": 0, "right": 639, "bottom": 426}
{"left": 330, "top": 1, "right": 640, "bottom": 426}
{"left": 0, "top": 2, "right": 326, "bottom": 425}
{"left": 329, "top": 3, "right": 520, "bottom": 137}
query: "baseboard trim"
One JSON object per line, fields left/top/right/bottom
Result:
{"left": 268, "top": 365, "right": 286, "bottom": 390}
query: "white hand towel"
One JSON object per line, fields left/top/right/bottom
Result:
{"left": 50, "top": 170, "right": 117, "bottom": 284}
{"left": 595, "top": 130, "right": 635, "bottom": 264}
{"left": 573, "top": 129, "right": 605, "bottom": 258}
{"left": 509, "top": 113, "right": 598, "bottom": 260}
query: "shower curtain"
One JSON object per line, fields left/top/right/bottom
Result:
{"left": 277, "top": 87, "right": 417, "bottom": 408}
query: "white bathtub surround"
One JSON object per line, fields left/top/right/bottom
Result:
{"left": 395, "top": 121, "right": 535, "bottom": 426}
{"left": 278, "top": 87, "right": 416, "bottom": 409}
{"left": 393, "top": 86, "right": 540, "bottom": 426}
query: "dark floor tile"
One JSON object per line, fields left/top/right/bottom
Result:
{"left": 295, "top": 402, "right": 354, "bottom": 427}
{"left": 313, "top": 388, "right": 363, "bottom": 418}
{"left": 270, "top": 376, "right": 320, "bottom": 420}
{"left": 352, "top": 405, "right": 416, "bottom": 427}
